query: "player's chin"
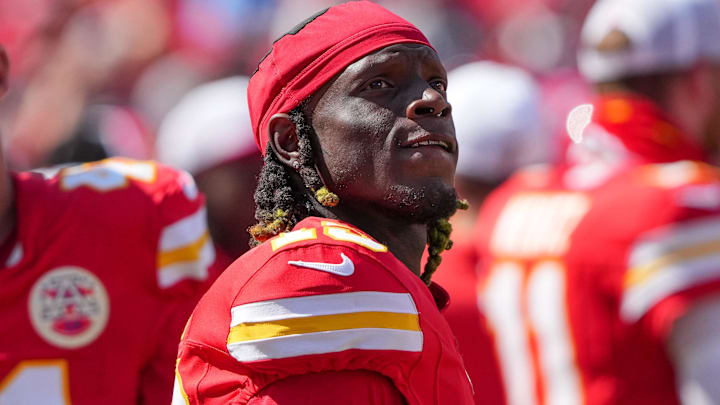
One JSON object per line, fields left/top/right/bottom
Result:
{"left": 384, "top": 179, "right": 458, "bottom": 224}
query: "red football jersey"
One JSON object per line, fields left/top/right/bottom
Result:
{"left": 474, "top": 95, "right": 720, "bottom": 405}
{"left": 0, "top": 158, "right": 217, "bottom": 404}
{"left": 173, "top": 217, "right": 474, "bottom": 405}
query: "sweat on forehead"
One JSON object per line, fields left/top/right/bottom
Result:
{"left": 247, "top": 0, "right": 432, "bottom": 155}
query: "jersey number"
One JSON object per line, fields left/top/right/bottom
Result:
{"left": 271, "top": 221, "right": 387, "bottom": 252}
{"left": 482, "top": 261, "right": 584, "bottom": 405}
{"left": 0, "top": 360, "right": 71, "bottom": 404}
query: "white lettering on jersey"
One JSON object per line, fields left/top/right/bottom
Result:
{"left": 483, "top": 261, "right": 583, "bottom": 405}
{"left": 0, "top": 361, "right": 70, "bottom": 404}
{"left": 490, "top": 192, "right": 590, "bottom": 258}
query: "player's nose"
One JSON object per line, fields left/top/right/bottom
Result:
{"left": 406, "top": 87, "right": 451, "bottom": 120}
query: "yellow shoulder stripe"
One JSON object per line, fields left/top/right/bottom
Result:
{"left": 228, "top": 311, "right": 419, "bottom": 343}
{"left": 625, "top": 239, "right": 720, "bottom": 287}
{"left": 158, "top": 231, "right": 210, "bottom": 268}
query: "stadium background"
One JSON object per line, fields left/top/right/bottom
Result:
{"left": 0, "top": 0, "right": 595, "bottom": 170}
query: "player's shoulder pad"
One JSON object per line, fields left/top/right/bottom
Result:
{"left": 148, "top": 161, "right": 213, "bottom": 291}
{"left": 221, "top": 219, "right": 422, "bottom": 366}
{"left": 632, "top": 160, "right": 720, "bottom": 188}
{"left": 32, "top": 159, "right": 211, "bottom": 292}
{"left": 621, "top": 191, "right": 720, "bottom": 322}
{"left": 229, "top": 219, "right": 405, "bottom": 304}
{"left": 57, "top": 158, "right": 212, "bottom": 290}
{"left": 629, "top": 160, "right": 720, "bottom": 212}
{"left": 55, "top": 157, "right": 200, "bottom": 201}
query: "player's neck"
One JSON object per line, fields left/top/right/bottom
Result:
{"left": 350, "top": 215, "right": 427, "bottom": 276}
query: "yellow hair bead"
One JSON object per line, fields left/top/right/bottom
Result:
{"left": 248, "top": 224, "right": 271, "bottom": 242}
{"left": 315, "top": 186, "right": 340, "bottom": 207}
{"left": 248, "top": 208, "right": 291, "bottom": 246}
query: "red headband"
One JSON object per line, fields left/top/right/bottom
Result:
{"left": 247, "top": 1, "right": 432, "bottom": 155}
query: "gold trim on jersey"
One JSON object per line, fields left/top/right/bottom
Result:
{"left": 157, "top": 207, "right": 214, "bottom": 288}
{"left": 625, "top": 239, "right": 720, "bottom": 287}
{"left": 158, "top": 231, "right": 210, "bottom": 268}
{"left": 171, "top": 358, "right": 191, "bottom": 405}
{"left": 621, "top": 216, "right": 720, "bottom": 321}
{"left": 228, "top": 311, "right": 420, "bottom": 342}
{"left": 226, "top": 291, "right": 423, "bottom": 361}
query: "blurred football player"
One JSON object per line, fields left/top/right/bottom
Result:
{"left": 172, "top": 2, "right": 474, "bottom": 404}
{"left": 474, "top": 0, "right": 720, "bottom": 404}
{"left": 0, "top": 46, "right": 217, "bottom": 404}
{"left": 156, "top": 75, "right": 263, "bottom": 267}
{"left": 431, "top": 60, "right": 553, "bottom": 405}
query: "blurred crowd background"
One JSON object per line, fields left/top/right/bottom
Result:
{"left": 0, "top": 0, "right": 596, "bottom": 171}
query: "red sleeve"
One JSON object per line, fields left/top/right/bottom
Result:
{"left": 247, "top": 370, "right": 407, "bottom": 405}
{"left": 617, "top": 182, "right": 720, "bottom": 340}
{"left": 138, "top": 295, "right": 198, "bottom": 405}
{"left": 138, "top": 162, "right": 217, "bottom": 403}
{"left": 174, "top": 234, "right": 424, "bottom": 404}
{"left": 152, "top": 164, "right": 217, "bottom": 296}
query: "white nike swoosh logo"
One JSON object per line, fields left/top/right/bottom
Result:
{"left": 288, "top": 253, "right": 355, "bottom": 276}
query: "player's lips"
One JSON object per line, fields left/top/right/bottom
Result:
{"left": 400, "top": 133, "right": 456, "bottom": 153}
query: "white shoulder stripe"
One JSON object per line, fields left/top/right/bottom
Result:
{"left": 629, "top": 216, "right": 720, "bottom": 268}
{"left": 160, "top": 208, "right": 209, "bottom": 252}
{"left": 227, "top": 328, "right": 423, "bottom": 362}
{"left": 171, "top": 374, "right": 191, "bottom": 405}
{"left": 621, "top": 252, "right": 720, "bottom": 321}
{"left": 622, "top": 216, "right": 720, "bottom": 321}
{"left": 158, "top": 239, "right": 214, "bottom": 288}
{"left": 230, "top": 291, "right": 418, "bottom": 326}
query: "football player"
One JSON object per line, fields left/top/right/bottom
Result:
{"left": 474, "top": 0, "right": 720, "bottom": 404}
{"left": 0, "top": 47, "right": 217, "bottom": 403}
{"left": 172, "top": 2, "right": 474, "bottom": 404}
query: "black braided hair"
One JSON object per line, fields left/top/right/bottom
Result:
{"left": 248, "top": 101, "right": 334, "bottom": 245}
{"left": 421, "top": 199, "right": 469, "bottom": 285}
{"left": 248, "top": 102, "right": 468, "bottom": 285}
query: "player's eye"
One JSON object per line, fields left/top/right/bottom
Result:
{"left": 367, "top": 79, "right": 392, "bottom": 90}
{"left": 430, "top": 80, "right": 447, "bottom": 92}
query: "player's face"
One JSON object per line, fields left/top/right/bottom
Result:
{"left": 308, "top": 43, "right": 458, "bottom": 223}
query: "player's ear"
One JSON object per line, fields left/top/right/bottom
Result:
{"left": 268, "top": 113, "right": 301, "bottom": 169}
{"left": 0, "top": 46, "right": 9, "bottom": 98}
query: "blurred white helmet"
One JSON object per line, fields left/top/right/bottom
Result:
{"left": 578, "top": 0, "right": 720, "bottom": 82}
{"left": 448, "top": 61, "right": 550, "bottom": 183}
{"left": 156, "top": 76, "right": 257, "bottom": 175}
